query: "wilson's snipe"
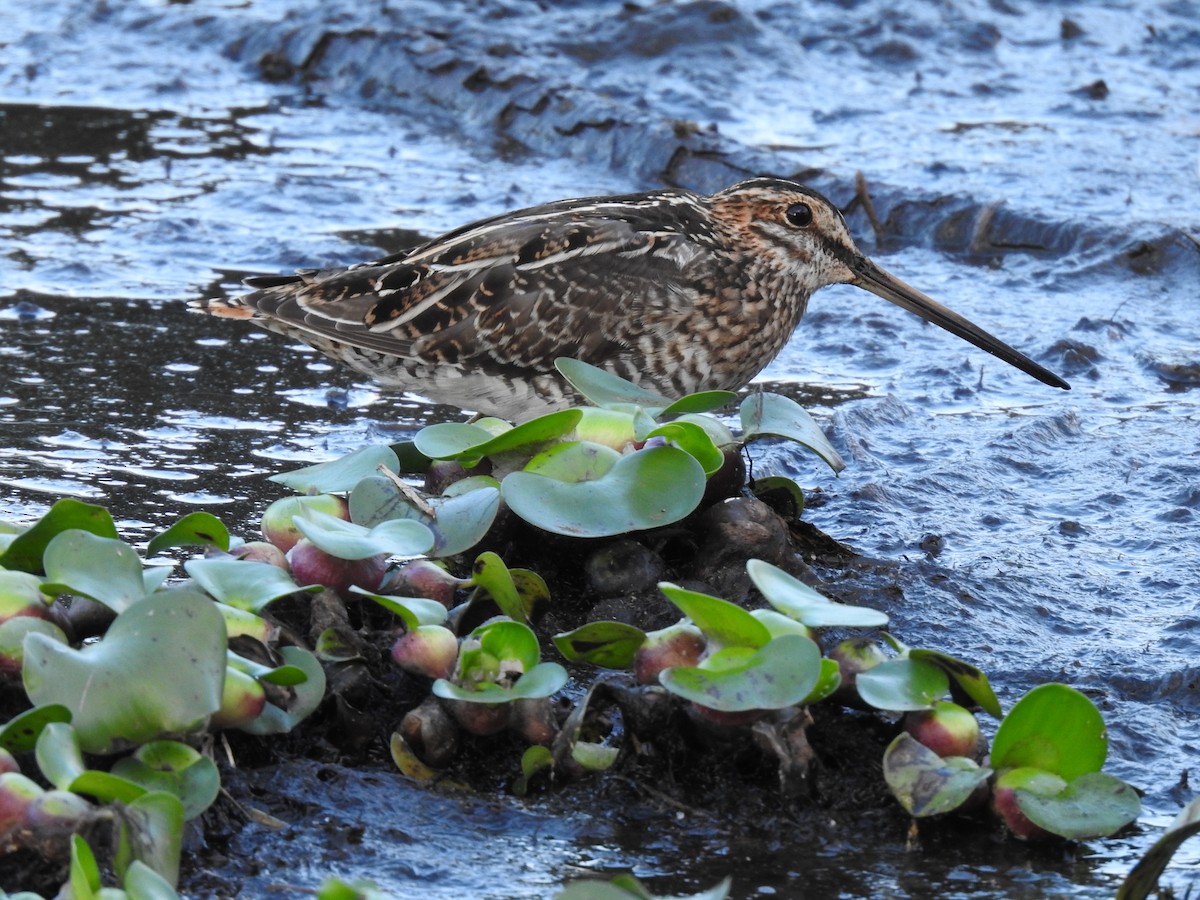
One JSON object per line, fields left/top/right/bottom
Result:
{"left": 191, "top": 177, "right": 1069, "bottom": 417}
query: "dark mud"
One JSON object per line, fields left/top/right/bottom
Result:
{"left": 2, "top": 0, "right": 1200, "bottom": 896}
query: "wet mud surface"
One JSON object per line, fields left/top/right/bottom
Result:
{"left": 2, "top": 0, "right": 1200, "bottom": 896}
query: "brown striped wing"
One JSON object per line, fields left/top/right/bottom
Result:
{"left": 236, "top": 204, "right": 711, "bottom": 375}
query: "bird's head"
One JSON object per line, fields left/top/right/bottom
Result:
{"left": 709, "top": 177, "right": 1069, "bottom": 390}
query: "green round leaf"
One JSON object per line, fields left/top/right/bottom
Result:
{"left": 116, "top": 790, "right": 186, "bottom": 888}
{"left": 554, "top": 358, "right": 673, "bottom": 411}
{"left": 883, "top": 732, "right": 992, "bottom": 817}
{"left": 35, "top": 721, "right": 87, "bottom": 791}
{"left": 214, "top": 602, "right": 275, "bottom": 643}
{"left": 508, "top": 662, "right": 569, "bottom": 700}
{"left": 803, "top": 657, "right": 843, "bottom": 705}
{"left": 439, "top": 619, "right": 560, "bottom": 703}
{"left": 0, "top": 569, "right": 50, "bottom": 610}
{"left": 391, "top": 439, "right": 432, "bottom": 475}
{"left": 471, "top": 409, "right": 582, "bottom": 457}
{"left": 739, "top": 392, "right": 845, "bottom": 473}
{"left": 349, "top": 474, "right": 499, "bottom": 558}
{"left": 413, "top": 422, "right": 495, "bottom": 460}
{"left": 510, "top": 568, "right": 551, "bottom": 618}
{"left": 746, "top": 559, "right": 888, "bottom": 628}
{"left": 238, "top": 646, "right": 327, "bottom": 736}
{"left": 553, "top": 621, "right": 647, "bottom": 668}
{"left": 292, "top": 509, "right": 434, "bottom": 560}
{"left": 146, "top": 512, "right": 230, "bottom": 556}
{"left": 185, "top": 558, "right": 318, "bottom": 613}
{"left": 521, "top": 744, "right": 554, "bottom": 777}
{"left": 143, "top": 567, "right": 172, "bottom": 594}
{"left": 749, "top": 608, "right": 813, "bottom": 640}
{"left": 70, "top": 833, "right": 103, "bottom": 895}
{"left": 468, "top": 551, "right": 519, "bottom": 618}
{"left": 855, "top": 657, "right": 950, "bottom": 712}
{"left": 111, "top": 741, "right": 221, "bottom": 820}
{"left": 70, "top": 769, "right": 148, "bottom": 805}
{"left": 414, "top": 410, "right": 582, "bottom": 465}
{"left": 258, "top": 664, "right": 309, "bottom": 686}
{"left": 750, "top": 476, "right": 806, "bottom": 517}
{"left": 909, "top": 648, "right": 1002, "bottom": 718}
{"left": 22, "top": 591, "right": 227, "bottom": 754}
{"left": 572, "top": 741, "right": 621, "bottom": 772}
{"left": 991, "top": 683, "right": 1108, "bottom": 779}
{"left": 515, "top": 744, "right": 555, "bottom": 795}
{"left": 443, "top": 475, "right": 500, "bottom": 498}
{"left": 472, "top": 417, "right": 517, "bottom": 437}
{"left": 269, "top": 444, "right": 400, "bottom": 492}
{"left": 660, "top": 391, "right": 739, "bottom": 417}
{"left": 43, "top": 531, "right": 164, "bottom": 614}
{"left": 571, "top": 408, "right": 639, "bottom": 450}
{"left": 659, "top": 582, "right": 770, "bottom": 649}
{"left": 475, "top": 618, "right": 540, "bottom": 671}
{"left": 504, "top": 446, "right": 706, "bottom": 537}
{"left": 225, "top": 650, "right": 272, "bottom": 680}
{"left": 0, "top": 498, "right": 119, "bottom": 574}
{"left": 659, "top": 633, "right": 822, "bottom": 712}
{"left": 523, "top": 441, "right": 620, "bottom": 482}
{"left": 429, "top": 485, "right": 501, "bottom": 557}
{"left": 347, "top": 474, "right": 410, "bottom": 527}
{"left": 645, "top": 421, "right": 724, "bottom": 475}
{"left": 433, "top": 661, "right": 568, "bottom": 705}
{"left": 0, "top": 703, "right": 72, "bottom": 754}
{"left": 351, "top": 588, "right": 448, "bottom": 629}
{"left": 123, "top": 860, "right": 181, "bottom": 900}
{"left": 673, "top": 413, "right": 736, "bottom": 448}
{"left": 1016, "top": 771, "right": 1141, "bottom": 840}
{"left": 0, "top": 615, "right": 67, "bottom": 673}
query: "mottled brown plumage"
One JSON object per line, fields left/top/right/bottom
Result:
{"left": 190, "top": 177, "right": 1068, "bottom": 418}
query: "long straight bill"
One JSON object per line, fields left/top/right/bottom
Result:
{"left": 852, "top": 257, "right": 1070, "bottom": 390}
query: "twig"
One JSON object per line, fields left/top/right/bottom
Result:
{"left": 377, "top": 464, "right": 436, "bottom": 518}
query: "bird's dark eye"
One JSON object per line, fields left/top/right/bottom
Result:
{"left": 785, "top": 203, "right": 813, "bottom": 227}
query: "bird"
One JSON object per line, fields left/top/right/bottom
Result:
{"left": 190, "top": 177, "right": 1069, "bottom": 419}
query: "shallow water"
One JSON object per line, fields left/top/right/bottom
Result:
{"left": 2, "top": 0, "right": 1199, "bottom": 896}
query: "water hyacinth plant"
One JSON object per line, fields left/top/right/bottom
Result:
{"left": 262, "top": 358, "right": 843, "bottom": 546}
{"left": 0, "top": 359, "right": 1156, "bottom": 894}
{"left": 549, "top": 558, "right": 1141, "bottom": 840}
{"left": 0, "top": 500, "right": 327, "bottom": 890}
{"left": 553, "top": 558, "right": 886, "bottom": 721}
{"left": 881, "top": 681, "right": 1140, "bottom": 840}
{"left": 987, "top": 684, "right": 1140, "bottom": 841}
